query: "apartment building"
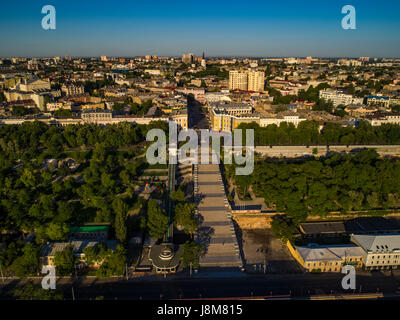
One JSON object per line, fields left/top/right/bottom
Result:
{"left": 229, "top": 70, "right": 248, "bottom": 91}
{"left": 337, "top": 59, "right": 363, "bottom": 67}
{"left": 247, "top": 70, "right": 265, "bottom": 92}
{"left": 182, "top": 53, "right": 194, "bottom": 64}
{"left": 351, "top": 234, "right": 400, "bottom": 271}
{"left": 229, "top": 69, "right": 265, "bottom": 92}
{"left": 319, "top": 89, "right": 364, "bottom": 107}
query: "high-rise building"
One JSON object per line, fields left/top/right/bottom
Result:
{"left": 229, "top": 71, "right": 248, "bottom": 91}
{"left": 101, "top": 55, "right": 108, "bottom": 62}
{"left": 229, "top": 69, "right": 264, "bottom": 92}
{"left": 247, "top": 70, "right": 265, "bottom": 92}
{"left": 182, "top": 53, "right": 194, "bottom": 64}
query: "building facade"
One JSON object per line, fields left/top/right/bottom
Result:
{"left": 351, "top": 234, "right": 400, "bottom": 271}
{"left": 229, "top": 69, "right": 265, "bottom": 92}
{"left": 319, "top": 89, "right": 364, "bottom": 107}
{"left": 289, "top": 242, "right": 364, "bottom": 273}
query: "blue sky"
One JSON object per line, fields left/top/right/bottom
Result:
{"left": 0, "top": 0, "right": 400, "bottom": 57}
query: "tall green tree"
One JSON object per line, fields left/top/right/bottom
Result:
{"left": 11, "top": 244, "right": 40, "bottom": 277}
{"left": 54, "top": 245, "right": 75, "bottom": 275}
{"left": 174, "top": 203, "right": 198, "bottom": 237}
{"left": 147, "top": 199, "right": 168, "bottom": 239}
{"left": 113, "top": 198, "right": 128, "bottom": 243}
{"left": 181, "top": 241, "right": 203, "bottom": 269}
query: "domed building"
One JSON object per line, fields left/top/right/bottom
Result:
{"left": 149, "top": 243, "right": 183, "bottom": 274}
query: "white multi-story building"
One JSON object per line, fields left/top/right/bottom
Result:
{"left": 46, "top": 102, "right": 71, "bottom": 112}
{"left": 366, "top": 114, "right": 400, "bottom": 126}
{"left": 260, "top": 115, "right": 306, "bottom": 128}
{"left": 205, "top": 92, "right": 232, "bottom": 104}
{"left": 337, "top": 59, "right": 362, "bottom": 67}
{"left": 144, "top": 69, "right": 161, "bottom": 76}
{"left": 319, "top": 89, "right": 364, "bottom": 107}
{"left": 351, "top": 234, "right": 400, "bottom": 271}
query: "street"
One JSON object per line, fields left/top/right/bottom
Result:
{"left": 2, "top": 271, "right": 400, "bottom": 300}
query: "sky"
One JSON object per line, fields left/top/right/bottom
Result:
{"left": 0, "top": 0, "right": 400, "bottom": 58}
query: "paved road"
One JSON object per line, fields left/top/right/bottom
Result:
{"left": 2, "top": 272, "right": 400, "bottom": 300}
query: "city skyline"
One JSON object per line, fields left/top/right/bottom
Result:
{"left": 1, "top": 0, "right": 400, "bottom": 58}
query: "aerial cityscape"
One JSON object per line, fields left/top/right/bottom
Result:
{"left": 1, "top": 0, "right": 400, "bottom": 312}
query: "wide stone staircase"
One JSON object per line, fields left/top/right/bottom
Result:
{"left": 194, "top": 162, "right": 242, "bottom": 268}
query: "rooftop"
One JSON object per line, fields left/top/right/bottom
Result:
{"left": 351, "top": 234, "right": 400, "bottom": 252}
{"left": 69, "top": 225, "right": 109, "bottom": 233}
{"left": 296, "top": 244, "right": 364, "bottom": 262}
{"left": 300, "top": 217, "right": 400, "bottom": 235}
{"left": 41, "top": 240, "right": 117, "bottom": 257}
{"left": 148, "top": 243, "right": 183, "bottom": 269}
